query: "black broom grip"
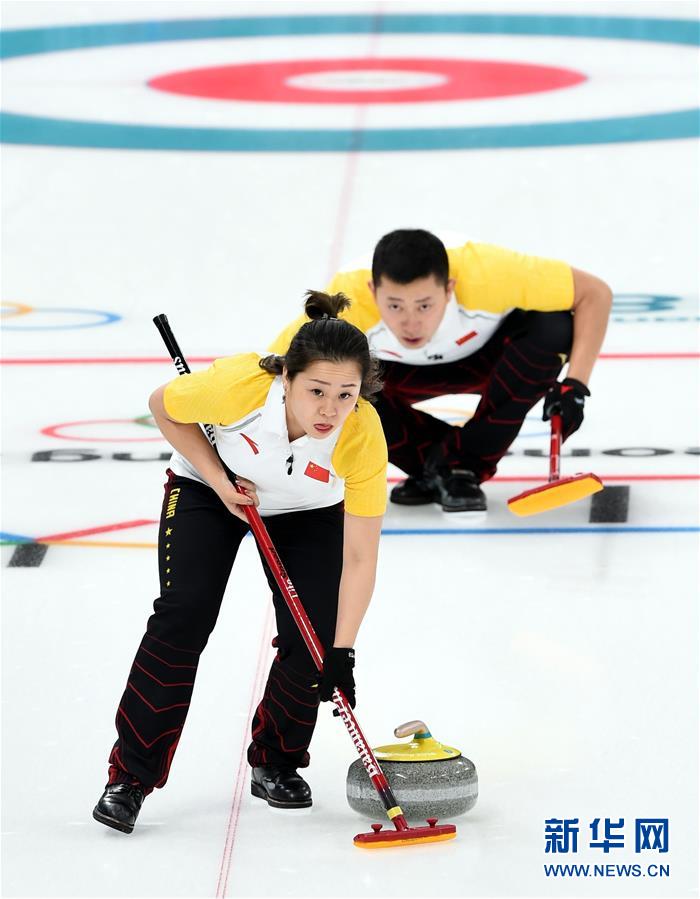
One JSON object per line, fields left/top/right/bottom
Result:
{"left": 153, "top": 313, "right": 217, "bottom": 448}
{"left": 153, "top": 313, "right": 192, "bottom": 376}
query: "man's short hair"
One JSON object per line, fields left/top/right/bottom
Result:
{"left": 371, "top": 229, "right": 449, "bottom": 287}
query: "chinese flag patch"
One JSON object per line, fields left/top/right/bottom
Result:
{"left": 304, "top": 461, "right": 330, "bottom": 483}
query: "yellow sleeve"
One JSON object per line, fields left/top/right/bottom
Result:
{"left": 333, "top": 401, "right": 388, "bottom": 517}
{"left": 162, "top": 353, "right": 271, "bottom": 425}
{"left": 450, "top": 242, "right": 574, "bottom": 314}
{"left": 268, "top": 270, "right": 381, "bottom": 354}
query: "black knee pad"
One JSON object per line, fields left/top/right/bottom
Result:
{"left": 521, "top": 311, "right": 573, "bottom": 354}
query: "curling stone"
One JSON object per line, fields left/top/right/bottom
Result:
{"left": 346, "top": 720, "right": 477, "bottom": 822}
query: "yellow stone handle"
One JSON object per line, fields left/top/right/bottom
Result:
{"left": 393, "top": 720, "right": 430, "bottom": 739}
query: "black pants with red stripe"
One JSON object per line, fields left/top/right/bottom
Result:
{"left": 107, "top": 472, "right": 343, "bottom": 792}
{"left": 375, "top": 310, "right": 574, "bottom": 482}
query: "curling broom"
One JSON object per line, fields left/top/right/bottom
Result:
{"left": 153, "top": 313, "right": 456, "bottom": 849}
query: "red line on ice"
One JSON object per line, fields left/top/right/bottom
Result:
{"left": 2, "top": 352, "right": 698, "bottom": 365}
{"left": 216, "top": 605, "right": 274, "bottom": 898}
{"left": 36, "top": 518, "right": 156, "bottom": 542}
{"left": 388, "top": 474, "right": 700, "bottom": 483}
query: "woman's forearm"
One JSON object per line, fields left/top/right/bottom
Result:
{"left": 334, "top": 513, "right": 382, "bottom": 647}
{"left": 334, "top": 559, "right": 377, "bottom": 648}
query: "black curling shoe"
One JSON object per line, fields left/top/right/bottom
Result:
{"left": 251, "top": 766, "right": 312, "bottom": 809}
{"left": 93, "top": 783, "right": 145, "bottom": 834}
{"left": 390, "top": 476, "right": 438, "bottom": 506}
{"left": 433, "top": 468, "right": 487, "bottom": 513}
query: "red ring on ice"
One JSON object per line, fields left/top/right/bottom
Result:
{"left": 148, "top": 58, "right": 586, "bottom": 104}
{"left": 41, "top": 419, "right": 165, "bottom": 442}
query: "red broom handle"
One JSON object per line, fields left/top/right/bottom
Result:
{"left": 239, "top": 499, "right": 326, "bottom": 671}
{"left": 153, "top": 314, "right": 410, "bottom": 833}
{"left": 549, "top": 413, "right": 562, "bottom": 483}
{"left": 237, "top": 492, "right": 410, "bottom": 831}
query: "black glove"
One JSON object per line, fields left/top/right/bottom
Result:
{"left": 319, "top": 647, "right": 356, "bottom": 708}
{"left": 543, "top": 377, "right": 590, "bottom": 439}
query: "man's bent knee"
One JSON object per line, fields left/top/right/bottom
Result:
{"left": 522, "top": 311, "right": 573, "bottom": 354}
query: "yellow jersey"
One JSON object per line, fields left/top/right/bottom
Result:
{"left": 270, "top": 242, "right": 574, "bottom": 365}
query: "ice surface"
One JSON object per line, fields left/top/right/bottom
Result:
{"left": 1, "top": 2, "right": 698, "bottom": 896}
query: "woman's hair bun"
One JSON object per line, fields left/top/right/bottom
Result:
{"left": 304, "top": 289, "right": 351, "bottom": 321}
{"left": 260, "top": 287, "right": 382, "bottom": 401}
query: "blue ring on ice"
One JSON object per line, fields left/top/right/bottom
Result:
{"left": 1, "top": 307, "right": 122, "bottom": 330}
{"left": 1, "top": 14, "right": 698, "bottom": 152}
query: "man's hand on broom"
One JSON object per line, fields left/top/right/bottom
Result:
{"left": 543, "top": 377, "right": 590, "bottom": 439}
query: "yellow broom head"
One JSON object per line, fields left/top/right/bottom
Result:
{"left": 354, "top": 820, "right": 457, "bottom": 848}
{"left": 508, "top": 474, "right": 604, "bottom": 517}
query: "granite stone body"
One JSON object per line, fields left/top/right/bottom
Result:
{"left": 346, "top": 755, "right": 478, "bottom": 821}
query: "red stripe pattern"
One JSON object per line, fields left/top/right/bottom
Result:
{"left": 247, "top": 652, "right": 320, "bottom": 768}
